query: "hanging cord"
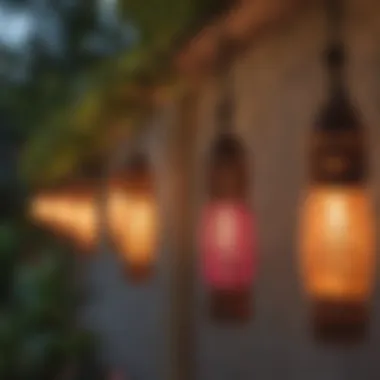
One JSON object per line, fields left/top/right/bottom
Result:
{"left": 216, "top": 32, "right": 237, "bottom": 134}
{"left": 320, "top": 0, "right": 360, "bottom": 131}
{"left": 211, "top": 31, "right": 248, "bottom": 199}
{"left": 326, "top": 0, "right": 343, "bottom": 44}
{"left": 325, "top": 0, "right": 345, "bottom": 90}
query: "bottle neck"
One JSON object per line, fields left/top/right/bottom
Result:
{"left": 216, "top": 36, "right": 236, "bottom": 134}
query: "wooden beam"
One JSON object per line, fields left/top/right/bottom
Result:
{"left": 170, "top": 86, "right": 199, "bottom": 380}
{"left": 176, "top": 0, "right": 305, "bottom": 76}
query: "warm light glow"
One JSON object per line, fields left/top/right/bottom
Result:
{"left": 123, "top": 196, "right": 158, "bottom": 265}
{"left": 215, "top": 207, "right": 238, "bottom": 257}
{"left": 30, "top": 192, "right": 98, "bottom": 251}
{"left": 107, "top": 188, "right": 130, "bottom": 237}
{"left": 299, "top": 186, "right": 375, "bottom": 303}
{"left": 200, "top": 201, "right": 256, "bottom": 289}
{"left": 72, "top": 199, "right": 98, "bottom": 249}
{"left": 109, "top": 193, "right": 158, "bottom": 267}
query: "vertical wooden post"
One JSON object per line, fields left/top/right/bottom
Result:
{"left": 170, "top": 86, "right": 199, "bottom": 380}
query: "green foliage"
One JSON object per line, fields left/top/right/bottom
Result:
{"left": 20, "top": 47, "right": 159, "bottom": 187}
{"left": 16, "top": 0, "right": 232, "bottom": 186}
{"left": 121, "top": 0, "right": 194, "bottom": 49}
{"left": 120, "top": 0, "right": 230, "bottom": 49}
{"left": 0, "top": 222, "right": 99, "bottom": 379}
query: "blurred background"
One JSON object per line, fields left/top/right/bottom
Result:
{"left": 2, "top": 0, "right": 380, "bottom": 379}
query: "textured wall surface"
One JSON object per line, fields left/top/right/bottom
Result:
{"left": 81, "top": 0, "right": 380, "bottom": 379}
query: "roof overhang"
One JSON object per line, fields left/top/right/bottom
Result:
{"left": 176, "top": 0, "right": 308, "bottom": 76}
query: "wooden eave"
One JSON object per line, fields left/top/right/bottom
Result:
{"left": 176, "top": 0, "right": 309, "bottom": 76}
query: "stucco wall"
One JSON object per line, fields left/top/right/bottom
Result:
{"left": 81, "top": 0, "right": 380, "bottom": 379}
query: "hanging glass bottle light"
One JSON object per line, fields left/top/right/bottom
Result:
{"left": 298, "top": 0, "right": 375, "bottom": 341}
{"left": 107, "top": 153, "right": 159, "bottom": 282}
{"left": 198, "top": 36, "right": 257, "bottom": 323}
